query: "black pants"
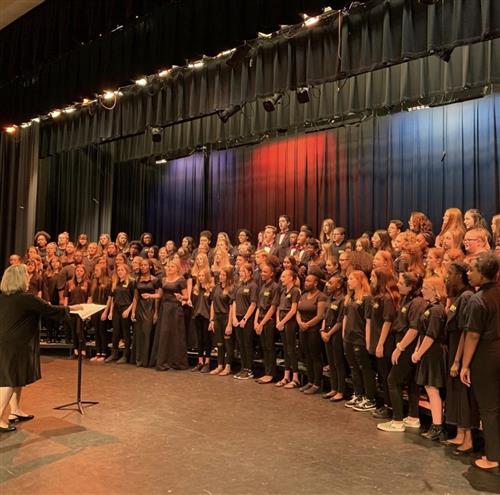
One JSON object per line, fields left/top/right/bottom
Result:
{"left": 325, "top": 331, "right": 347, "bottom": 394}
{"left": 183, "top": 305, "right": 193, "bottom": 349}
{"left": 344, "top": 341, "right": 376, "bottom": 400}
{"left": 68, "top": 314, "right": 85, "bottom": 351}
{"left": 471, "top": 340, "right": 500, "bottom": 462}
{"left": 194, "top": 315, "right": 211, "bottom": 358}
{"left": 214, "top": 313, "right": 234, "bottom": 366}
{"left": 387, "top": 339, "right": 419, "bottom": 421}
{"left": 376, "top": 355, "right": 392, "bottom": 408}
{"left": 112, "top": 310, "right": 132, "bottom": 353}
{"left": 282, "top": 319, "right": 298, "bottom": 372}
{"left": 299, "top": 326, "right": 323, "bottom": 387}
{"left": 92, "top": 313, "right": 109, "bottom": 355}
{"left": 235, "top": 316, "right": 254, "bottom": 370}
{"left": 258, "top": 318, "right": 276, "bottom": 376}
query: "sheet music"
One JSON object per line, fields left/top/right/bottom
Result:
{"left": 70, "top": 303, "right": 106, "bottom": 320}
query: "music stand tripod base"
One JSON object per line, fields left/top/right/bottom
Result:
{"left": 55, "top": 307, "right": 103, "bottom": 414}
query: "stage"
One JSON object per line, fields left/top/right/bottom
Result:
{"left": 0, "top": 356, "right": 497, "bottom": 495}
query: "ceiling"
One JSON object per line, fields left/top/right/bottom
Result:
{"left": 0, "top": 0, "right": 44, "bottom": 30}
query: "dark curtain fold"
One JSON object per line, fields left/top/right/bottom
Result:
{"left": 0, "top": 127, "right": 39, "bottom": 267}
{"left": 39, "top": 38, "right": 500, "bottom": 160}
{"left": 208, "top": 94, "right": 500, "bottom": 242}
{"left": 35, "top": 146, "right": 114, "bottom": 241}
{"left": 111, "top": 153, "right": 205, "bottom": 243}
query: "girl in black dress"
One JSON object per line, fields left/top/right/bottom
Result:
{"left": 42, "top": 257, "right": 66, "bottom": 342}
{"left": 89, "top": 264, "right": 112, "bottom": 362}
{"left": 367, "top": 269, "right": 399, "bottom": 418}
{"left": 209, "top": 267, "right": 235, "bottom": 376}
{"left": 151, "top": 260, "right": 189, "bottom": 371}
{"left": 443, "top": 261, "right": 477, "bottom": 455}
{"left": 342, "top": 270, "right": 375, "bottom": 411}
{"left": 232, "top": 263, "right": 258, "bottom": 380}
{"left": 26, "top": 259, "right": 43, "bottom": 298}
{"left": 132, "top": 259, "right": 160, "bottom": 367}
{"left": 412, "top": 277, "right": 447, "bottom": 440}
{"left": 321, "top": 274, "right": 347, "bottom": 401}
{"left": 378, "top": 272, "right": 426, "bottom": 433}
{"left": 63, "top": 264, "right": 90, "bottom": 358}
{"left": 297, "top": 273, "right": 328, "bottom": 395}
{"left": 191, "top": 270, "right": 214, "bottom": 373}
{"left": 276, "top": 269, "right": 301, "bottom": 388}
{"left": 105, "top": 264, "right": 136, "bottom": 363}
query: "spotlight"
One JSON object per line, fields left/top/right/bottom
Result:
{"left": 296, "top": 87, "right": 310, "bottom": 104}
{"left": 31, "top": 117, "right": 40, "bottom": 123}
{"left": 103, "top": 91, "right": 116, "bottom": 100}
{"left": 187, "top": 59, "right": 204, "bottom": 69}
{"left": 21, "top": 122, "right": 31, "bottom": 128}
{"left": 217, "top": 104, "right": 242, "bottom": 123}
{"left": 257, "top": 32, "right": 273, "bottom": 39}
{"left": 150, "top": 126, "right": 162, "bottom": 143}
{"left": 135, "top": 78, "right": 147, "bottom": 86}
{"left": 82, "top": 98, "right": 92, "bottom": 106}
{"left": 63, "top": 106, "right": 76, "bottom": 114}
{"left": 226, "top": 44, "right": 251, "bottom": 67}
{"left": 263, "top": 93, "right": 283, "bottom": 112}
{"left": 435, "top": 47, "right": 454, "bottom": 62}
{"left": 301, "top": 13, "right": 319, "bottom": 27}
{"left": 155, "top": 158, "right": 168, "bottom": 165}
{"left": 5, "top": 126, "right": 17, "bottom": 134}
{"left": 50, "top": 110, "right": 62, "bottom": 118}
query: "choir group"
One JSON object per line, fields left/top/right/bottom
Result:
{"left": 7, "top": 208, "right": 500, "bottom": 472}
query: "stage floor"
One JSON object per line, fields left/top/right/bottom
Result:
{"left": 0, "top": 356, "right": 498, "bottom": 495}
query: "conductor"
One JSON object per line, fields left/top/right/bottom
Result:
{"left": 0, "top": 264, "right": 77, "bottom": 433}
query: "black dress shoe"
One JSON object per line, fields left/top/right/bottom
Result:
{"left": 0, "top": 424, "right": 17, "bottom": 433}
{"left": 372, "top": 406, "right": 392, "bottom": 419}
{"left": 9, "top": 414, "right": 34, "bottom": 423}
{"left": 452, "top": 447, "right": 474, "bottom": 456}
{"left": 421, "top": 424, "right": 444, "bottom": 441}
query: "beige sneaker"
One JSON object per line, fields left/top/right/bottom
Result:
{"left": 403, "top": 417, "right": 421, "bottom": 429}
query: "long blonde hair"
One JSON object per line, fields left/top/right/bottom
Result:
{"left": 192, "top": 253, "right": 210, "bottom": 279}
{"left": 1, "top": 264, "right": 28, "bottom": 295}
{"left": 211, "top": 248, "right": 232, "bottom": 272}
{"left": 193, "top": 269, "right": 214, "bottom": 296}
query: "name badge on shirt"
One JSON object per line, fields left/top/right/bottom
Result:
{"left": 373, "top": 303, "right": 380, "bottom": 309}
{"left": 401, "top": 307, "right": 407, "bottom": 313}
{"left": 243, "top": 288, "right": 250, "bottom": 294}
{"left": 286, "top": 294, "right": 291, "bottom": 299}
{"left": 449, "top": 304, "right": 457, "bottom": 313}
{"left": 424, "top": 310, "right": 430, "bottom": 317}
{"left": 331, "top": 304, "right": 338, "bottom": 310}
{"left": 263, "top": 291, "right": 270, "bottom": 297}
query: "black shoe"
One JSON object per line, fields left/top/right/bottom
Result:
{"left": 0, "top": 424, "right": 16, "bottom": 433}
{"left": 371, "top": 406, "right": 392, "bottom": 419}
{"left": 8, "top": 414, "right": 34, "bottom": 423}
{"left": 200, "top": 363, "right": 210, "bottom": 373}
{"left": 421, "top": 424, "right": 444, "bottom": 441}
{"left": 452, "top": 447, "right": 474, "bottom": 456}
{"left": 191, "top": 363, "right": 203, "bottom": 372}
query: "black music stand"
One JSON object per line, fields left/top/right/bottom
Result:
{"left": 54, "top": 308, "right": 102, "bottom": 414}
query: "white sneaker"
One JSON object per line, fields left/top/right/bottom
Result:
{"left": 403, "top": 417, "right": 421, "bottom": 429}
{"left": 344, "top": 395, "right": 361, "bottom": 408}
{"left": 377, "top": 420, "right": 405, "bottom": 432}
{"left": 352, "top": 398, "right": 376, "bottom": 412}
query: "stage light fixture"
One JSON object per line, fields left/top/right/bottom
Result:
{"left": 150, "top": 126, "right": 162, "bottom": 143}
{"left": 257, "top": 32, "right": 273, "bottom": 39}
{"left": 31, "top": 117, "right": 40, "bottom": 123}
{"left": 226, "top": 44, "right": 251, "bottom": 67}
{"left": 263, "top": 93, "right": 283, "bottom": 112}
{"left": 301, "top": 14, "right": 319, "bottom": 27}
{"left": 103, "top": 91, "right": 115, "bottom": 100}
{"left": 63, "top": 106, "right": 76, "bottom": 114}
{"left": 50, "top": 110, "right": 62, "bottom": 118}
{"left": 135, "top": 78, "right": 147, "bottom": 86}
{"left": 435, "top": 47, "right": 454, "bottom": 62}
{"left": 156, "top": 158, "right": 168, "bottom": 165}
{"left": 187, "top": 59, "right": 204, "bottom": 69}
{"left": 217, "top": 104, "right": 242, "bottom": 123}
{"left": 296, "top": 87, "right": 310, "bottom": 104}
{"left": 5, "top": 126, "right": 17, "bottom": 134}
{"left": 21, "top": 122, "right": 31, "bottom": 128}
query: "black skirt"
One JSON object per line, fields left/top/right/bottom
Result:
{"left": 445, "top": 331, "right": 480, "bottom": 428}
{"left": 151, "top": 301, "right": 188, "bottom": 371}
{"left": 416, "top": 341, "right": 447, "bottom": 388}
